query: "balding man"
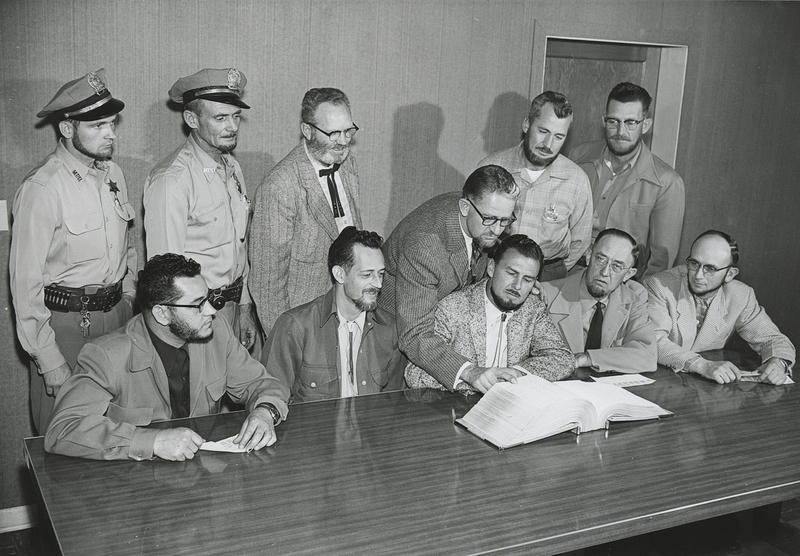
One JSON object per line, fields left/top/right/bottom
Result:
{"left": 643, "top": 230, "right": 795, "bottom": 385}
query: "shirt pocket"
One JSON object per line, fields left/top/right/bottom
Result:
{"left": 106, "top": 403, "right": 154, "bottom": 426}
{"left": 205, "top": 375, "right": 227, "bottom": 403}
{"left": 64, "top": 211, "right": 105, "bottom": 263}
{"left": 295, "top": 364, "right": 338, "bottom": 402}
{"left": 193, "top": 201, "right": 230, "bottom": 249}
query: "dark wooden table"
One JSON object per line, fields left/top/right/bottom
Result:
{"left": 25, "top": 365, "right": 800, "bottom": 555}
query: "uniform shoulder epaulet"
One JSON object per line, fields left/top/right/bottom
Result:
{"left": 22, "top": 155, "right": 63, "bottom": 189}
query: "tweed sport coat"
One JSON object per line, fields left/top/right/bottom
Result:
{"left": 249, "top": 142, "right": 362, "bottom": 335}
{"left": 643, "top": 266, "right": 796, "bottom": 370}
{"left": 541, "top": 272, "right": 657, "bottom": 374}
{"left": 379, "top": 192, "right": 489, "bottom": 389}
{"left": 404, "top": 279, "right": 574, "bottom": 393}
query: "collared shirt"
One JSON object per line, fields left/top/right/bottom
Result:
{"left": 693, "top": 291, "right": 717, "bottom": 332}
{"left": 146, "top": 324, "right": 190, "bottom": 419}
{"left": 336, "top": 309, "right": 367, "bottom": 398}
{"left": 10, "top": 139, "right": 137, "bottom": 373}
{"left": 592, "top": 144, "right": 642, "bottom": 238}
{"left": 484, "top": 291, "right": 510, "bottom": 368}
{"left": 304, "top": 142, "right": 354, "bottom": 232}
{"left": 579, "top": 278, "right": 609, "bottom": 342}
{"left": 480, "top": 143, "right": 593, "bottom": 268}
{"left": 143, "top": 133, "right": 251, "bottom": 301}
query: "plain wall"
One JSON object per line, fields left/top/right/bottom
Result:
{"left": 2, "top": 0, "right": 799, "bottom": 509}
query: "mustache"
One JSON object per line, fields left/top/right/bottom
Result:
{"left": 536, "top": 146, "right": 553, "bottom": 154}
{"left": 504, "top": 289, "right": 520, "bottom": 298}
{"left": 363, "top": 287, "right": 381, "bottom": 295}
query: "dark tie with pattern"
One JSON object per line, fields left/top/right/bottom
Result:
{"left": 470, "top": 240, "right": 482, "bottom": 284}
{"left": 585, "top": 301, "right": 604, "bottom": 351}
{"left": 319, "top": 164, "right": 344, "bottom": 217}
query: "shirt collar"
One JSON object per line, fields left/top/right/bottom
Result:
{"left": 337, "top": 309, "right": 366, "bottom": 331}
{"left": 56, "top": 139, "right": 98, "bottom": 184}
{"left": 187, "top": 133, "right": 224, "bottom": 182}
{"left": 603, "top": 142, "right": 641, "bottom": 176}
{"left": 145, "top": 320, "right": 186, "bottom": 371}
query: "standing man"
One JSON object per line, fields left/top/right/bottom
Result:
{"left": 380, "top": 165, "right": 523, "bottom": 393}
{"left": 250, "top": 88, "right": 362, "bottom": 336}
{"left": 405, "top": 234, "right": 574, "bottom": 393}
{"left": 643, "top": 231, "right": 795, "bottom": 385}
{"left": 262, "top": 227, "right": 405, "bottom": 403}
{"left": 541, "top": 228, "right": 657, "bottom": 374}
{"left": 144, "top": 68, "right": 257, "bottom": 349}
{"left": 480, "top": 91, "right": 592, "bottom": 281}
{"left": 10, "top": 69, "right": 137, "bottom": 433}
{"left": 570, "top": 82, "right": 685, "bottom": 277}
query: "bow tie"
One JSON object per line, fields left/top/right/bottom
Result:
{"left": 319, "top": 164, "right": 340, "bottom": 177}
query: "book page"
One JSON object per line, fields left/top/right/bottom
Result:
{"left": 591, "top": 374, "right": 655, "bottom": 388}
{"left": 456, "top": 374, "right": 593, "bottom": 448}
{"left": 557, "top": 381, "right": 672, "bottom": 426}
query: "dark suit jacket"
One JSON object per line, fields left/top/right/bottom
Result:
{"left": 249, "top": 142, "right": 362, "bottom": 335}
{"left": 541, "top": 272, "right": 657, "bottom": 374}
{"left": 379, "top": 192, "right": 487, "bottom": 389}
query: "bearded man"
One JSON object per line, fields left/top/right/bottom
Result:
{"left": 249, "top": 88, "right": 362, "bottom": 336}
{"left": 480, "top": 91, "right": 592, "bottom": 281}
{"left": 10, "top": 69, "right": 137, "bottom": 434}
{"left": 261, "top": 227, "right": 405, "bottom": 403}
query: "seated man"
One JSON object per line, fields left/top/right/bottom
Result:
{"left": 405, "top": 234, "right": 574, "bottom": 393}
{"left": 643, "top": 230, "right": 795, "bottom": 385}
{"left": 262, "top": 227, "right": 406, "bottom": 403}
{"left": 45, "top": 254, "right": 289, "bottom": 461}
{"left": 541, "top": 228, "right": 657, "bottom": 374}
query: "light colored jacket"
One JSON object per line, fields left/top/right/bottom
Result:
{"left": 542, "top": 272, "right": 657, "bottom": 373}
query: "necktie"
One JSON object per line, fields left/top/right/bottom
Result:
{"left": 491, "top": 313, "right": 507, "bottom": 367}
{"left": 348, "top": 324, "right": 356, "bottom": 385}
{"left": 585, "top": 301, "right": 604, "bottom": 351}
{"left": 470, "top": 240, "right": 482, "bottom": 284}
{"left": 319, "top": 164, "right": 344, "bottom": 217}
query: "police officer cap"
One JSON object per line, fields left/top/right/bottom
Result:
{"left": 37, "top": 69, "right": 124, "bottom": 121}
{"left": 169, "top": 68, "right": 250, "bottom": 109}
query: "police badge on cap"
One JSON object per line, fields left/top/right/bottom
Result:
{"left": 37, "top": 69, "right": 125, "bottom": 121}
{"left": 168, "top": 68, "right": 250, "bottom": 109}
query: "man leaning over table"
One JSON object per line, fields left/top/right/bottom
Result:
{"left": 405, "top": 234, "right": 574, "bottom": 394}
{"left": 541, "top": 228, "right": 657, "bottom": 374}
{"left": 643, "top": 230, "right": 795, "bottom": 385}
{"left": 45, "top": 254, "right": 290, "bottom": 461}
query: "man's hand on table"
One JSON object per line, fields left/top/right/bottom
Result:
{"left": 757, "top": 358, "right": 790, "bottom": 385}
{"left": 154, "top": 428, "right": 204, "bottom": 461}
{"left": 461, "top": 365, "right": 525, "bottom": 394}
{"left": 234, "top": 407, "right": 277, "bottom": 451}
{"left": 691, "top": 358, "right": 741, "bottom": 384}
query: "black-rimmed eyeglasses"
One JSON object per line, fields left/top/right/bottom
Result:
{"left": 686, "top": 257, "right": 733, "bottom": 277}
{"left": 305, "top": 122, "right": 359, "bottom": 142}
{"left": 160, "top": 290, "right": 226, "bottom": 311}
{"left": 467, "top": 198, "right": 516, "bottom": 227}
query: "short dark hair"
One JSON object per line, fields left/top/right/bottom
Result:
{"left": 138, "top": 253, "right": 202, "bottom": 311}
{"left": 302, "top": 88, "right": 350, "bottom": 125}
{"left": 607, "top": 82, "right": 652, "bottom": 115}
{"left": 328, "top": 226, "right": 384, "bottom": 279}
{"left": 595, "top": 228, "right": 640, "bottom": 267}
{"left": 528, "top": 91, "right": 573, "bottom": 122}
{"left": 692, "top": 230, "right": 740, "bottom": 266}
{"left": 492, "top": 234, "right": 544, "bottom": 268}
{"left": 462, "top": 165, "right": 519, "bottom": 203}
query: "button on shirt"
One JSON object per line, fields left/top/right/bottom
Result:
{"left": 143, "top": 133, "right": 251, "bottom": 300}
{"left": 305, "top": 143, "right": 354, "bottom": 232}
{"left": 337, "top": 311, "right": 366, "bottom": 398}
{"left": 10, "top": 139, "right": 137, "bottom": 373}
{"left": 592, "top": 145, "right": 641, "bottom": 238}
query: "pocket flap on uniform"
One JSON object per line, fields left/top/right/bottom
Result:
{"left": 64, "top": 211, "right": 104, "bottom": 235}
{"left": 205, "top": 375, "right": 227, "bottom": 402}
{"left": 106, "top": 403, "right": 153, "bottom": 426}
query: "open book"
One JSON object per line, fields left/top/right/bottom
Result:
{"left": 455, "top": 374, "right": 673, "bottom": 449}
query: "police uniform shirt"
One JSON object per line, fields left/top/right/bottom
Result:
{"left": 9, "top": 139, "right": 137, "bottom": 373}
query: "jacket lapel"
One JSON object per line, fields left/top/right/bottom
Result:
{"left": 129, "top": 317, "right": 170, "bottom": 410}
{"left": 676, "top": 273, "right": 698, "bottom": 348}
{"left": 603, "top": 285, "right": 631, "bottom": 347}
{"left": 694, "top": 286, "right": 730, "bottom": 349}
{"left": 295, "top": 144, "right": 340, "bottom": 241}
{"left": 548, "top": 275, "right": 584, "bottom": 353}
{"left": 468, "top": 284, "right": 488, "bottom": 365}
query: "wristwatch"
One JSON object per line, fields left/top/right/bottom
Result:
{"left": 255, "top": 402, "right": 281, "bottom": 425}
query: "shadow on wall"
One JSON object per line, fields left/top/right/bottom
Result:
{"left": 481, "top": 92, "right": 529, "bottom": 158}
{"left": 386, "top": 102, "right": 464, "bottom": 233}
